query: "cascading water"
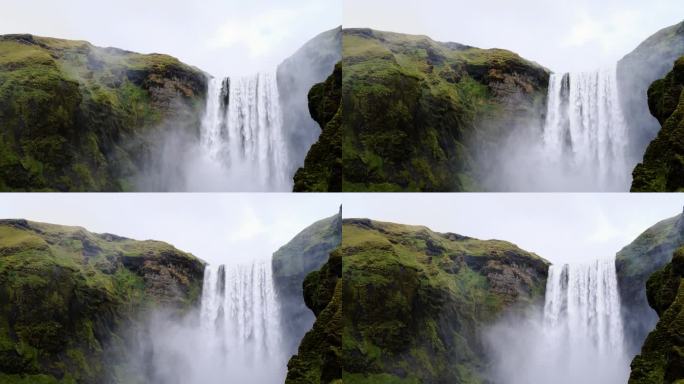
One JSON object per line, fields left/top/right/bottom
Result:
{"left": 191, "top": 73, "right": 290, "bottom": 191}
{"left": 486, "top": 257, "right": 630, "bottom": 384}
{"left": 199, "top": 262, "right": 285, "bottom": 380}
{"left": 542, "top": 68, "right": 630, "bottom": 191}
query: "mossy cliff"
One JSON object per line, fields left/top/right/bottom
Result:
{"left": 616, "top": 210, "right": 684, "bottom": 354}
{"left": 631, "top": 56, "right": 684, "bottom": 191}
{"left": 293, "top": 62, "right": 342, "bottom": 192}
{"left": 272, "top": 208, "right": 342, "bottom": 354}
{"left": 341, "top": 28, "right": 549, "bottom": 191}
{"left": 285, "top": 249, "right": 343, "bottom": 384}
{"left": 0, "top": 34, "right": 206, "bottom": 191}
{"left": 339, "top": 219, "right": 549, "bottom": 383}
{"left": 617, "top": 20, "right": 684, "bottom": 162}
{"left": 0, "top": 219, "right": 204, "bottom": 383}
{"left": 629, "top": 247, "right": 684, "bottom": 383}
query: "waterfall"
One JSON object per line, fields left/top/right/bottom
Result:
{"left": 199, "top": 262, "right": 284, "bottom": 371}
{"left": 542, "top": 68, "right": 629, "bottom": 191}
{"left": 486, "top": 257, "right": 630, "bottom": 384}
{"left": 193, "top": 73, "right": 290, "bottom": 191}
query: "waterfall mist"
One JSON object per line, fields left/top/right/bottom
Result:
{"left": 123, "top": 261, "right": 287, "bottom": 384}
{"left": 485, "top": 258, "right": 629, "bottom": 384}
{"left": 182, "top": 72, "right": 291, "bottom": 191}
{"left": 480, "top": 67, "right": 633, "bottom": 192}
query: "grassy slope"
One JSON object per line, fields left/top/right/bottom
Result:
{"left": 340, "top": 219, "right": 549, "bottom": 383}
{"left": 629, "top": 247, "right": 684, "bottom": 383}
{"left": 342, "top": 28, "right": 549, "bottom": 191}
{"left": 293, "top": 62, "right": 342, "bottom": 192}
{"left": 0, "top": 219, "right": 204, "bottom": 383}
{"left": 632, "top": 56, "right": 684, "bottom": 191}
{"left": 0, "top": 34, "right": 206, "bottom": 191}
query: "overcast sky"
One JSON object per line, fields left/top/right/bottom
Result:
{"left": 342, "top": 194, "right": 684, "bottom": 264}
{"left": 344, "top": 0, "right": 684, "bottom": 73}
{"left": 1, "top": 194, "right": 340, "bottom": 265}
{"left": 0, "top": 0, "right": 340, "bottom": 76}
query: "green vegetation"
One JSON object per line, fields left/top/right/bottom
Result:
{"left": 341, "top": 28, "right": 549, "bottom": 191}
{"left": 632, "top": 56, "right": 684, "bottom": 191}
{"left": 0, "top": 34, "right": 206, "bottom": 191}
{"left": 616, "top": 211, "right": 684, "bottom": 353}
{"left": 0, "top": 219, "right": 205, "bottom": 383}
{"left": 272, "top": 209, "right": 342, "bottom": 353}
{"left": 285, "top": 249, "right": 342, "bottom": 384}
{"left": 629, "top": 247, "right": 684, "bottom": 383}
{"left": 293, "top": 62, "right": 342, "bottom": 192}
{"left": 337, "top": 218, "right": 549, "bottom": 383}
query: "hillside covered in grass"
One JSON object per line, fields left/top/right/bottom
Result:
{"left": 0, "top": 34, "right": 206, "bottom": 191}
{"left": 342, "top": 28, "right": 549, "bottom": 191}
{"left": 339, "top": 218, "right": 549, "bottom": 383}
{"left": 0, "top": 219, "right": 205, "bottom": 383}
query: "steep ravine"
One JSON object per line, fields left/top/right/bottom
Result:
{"left": 0, "top": 219, "right": 205, "bottom": 383}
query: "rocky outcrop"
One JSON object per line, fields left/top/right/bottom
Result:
{"left": 342, "top": 28, "right": 550, "bottom": 191}
{"left": 339, "top": 218, "right": 549, "bottom": 383}
{"left": 617, "top": 20, "right": 684, "bottom": 163}
{"left": 277, "top": 27, "right": 342, "bottom": 179}
{"left": 293, "top": 62, "right": 342, "bottom": 191}
{"left": 629, "top": 247, "right": 684, "bottom": 383}
{"left": 631, "top": 56, "right": 684, "bottom": 191}
{"left": 616, "top": 210, "right": 684, "bottom": 354}
{"left": 0, "top": 34, "right": 207, "bottom": 191}
{"left": 272, "top": 208, "right": 342, "bottom": 354}
{"left": 0, "top": 219, "right": 204, "bottom": 383}
{"left": 285, "top": 249, "right": 342, "bottom": 384}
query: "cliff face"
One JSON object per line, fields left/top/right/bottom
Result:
{"left": 617, "top": 20, "right": 684, "bottom": 163}
{"left": 339, "top": 219, "right": 549, "bottom": 383}
{"left": 616, "top": 212, "right": 684, "bottom": 354}
{"left": 0, "top": 34, "right": 207, "bottom": 192}
{"left": 631, "top": 56, "right": 684, "bottom": 191}
{"left": 272, "top": 209, "right": 342, "bottom": 354}
{"left": 293, "top": 62, "right": 342, "bottom": 192}
{"left": 285, "top": 249, "right": 343, "bottom": 384}
{"left": 277, "top": 27, "right": 342, "bottom": 179}
{"left": 629, "top": 247, "right": 684, "bottom": 383}
{"left": 0, "top": 219, "right": 204, "bottom": 383}
{"left": 342, "top": 28, "right": 549, "bottom": 191}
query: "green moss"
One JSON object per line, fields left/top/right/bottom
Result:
{"left": 0, "top": 219, "right": 205, "bottom": 383}
{"left": 632, "top": 56, "right": 684, "bottom": 192}
{"left": 337, "top": 218, "right": 549, "bottom": 383}
{"left": 629, "top": 247, "right": 684, "bottom": 383}
{"left": 294, "top": 62, "right": 342, "bottom": 191}
{"left": 341, "top": 28, "right": 549, "bottom": 191}
{"left": 0, "top": 34, "right": 206, "bottom": 191}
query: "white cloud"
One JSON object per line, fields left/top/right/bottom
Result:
{"left": 208, "top": 9, "right": 299, "bottom": 57}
